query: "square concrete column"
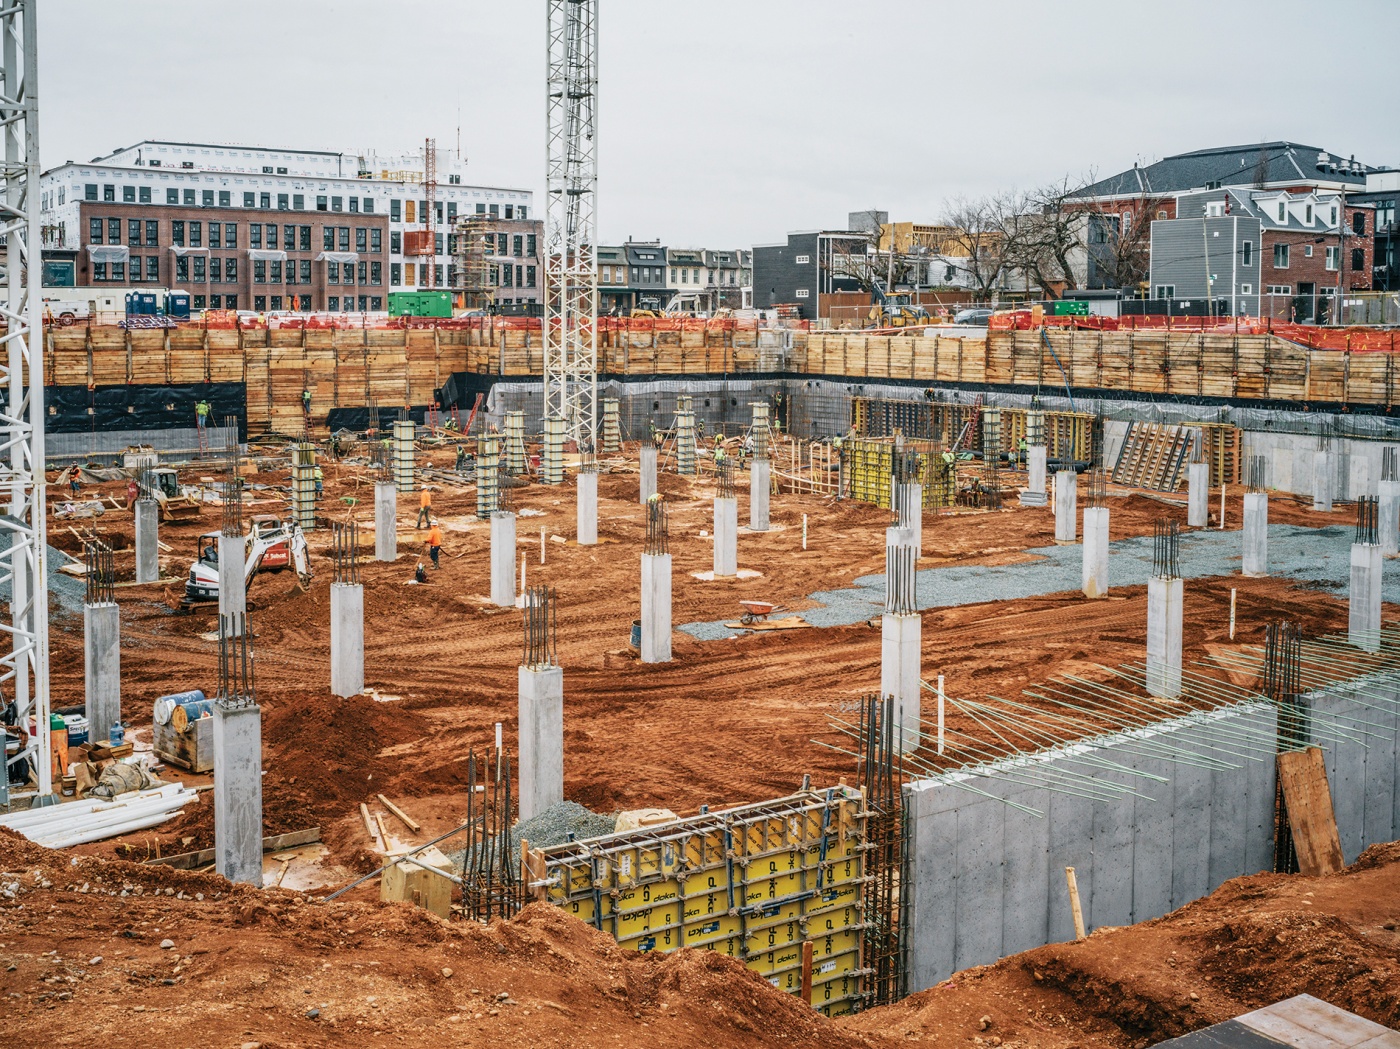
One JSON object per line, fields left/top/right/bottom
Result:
{"left": 1313, "top": 450, "right": 1332, "bottom": 511}
{"left": 749, "top": 459, "right": 771, "bottom": 531}
{"left": 1187, "top": 462, "right": 1210, "bottom": 528}
{"left": 213, "top": 701, "right": 263, "bottom": 887}
{"left": 374, "top": 481, "right": 398, "bottom": 562}
{"left": 896, "top": 483, "right": 923, "bottom": 558}
{"left": 639, "top": 445, "right": 658, "bottom": 504}
{"left": 83, "top": 602, "right": 121, "bottom": 737}
{"left": 1081, "top": 506, "right": 1110, "bottom": 598}
{"left": 330, "top": 582, "right": 364, "bottom": 698}
{"left": 218, "top": 533, "right": 246, "bottom": 635}
{"left": 880, "top": 612, "right": 922, "bottom": 754}
{"left": 713, "top": 496, "right": 737, "bottom": 578}
{"left": 490, "top": 511, "right": 517, "bottom": 608}
{"left": 1243, "top": 492, "right": 1268, "bottom": 577}
{"left": 577, "top": 470, "right": 598, "bottom": 546}
{"left": 1027, "top": 446, "right": 1047, "bottom": 495}
{"left": 1146, "top": 575, "right": 1183, "bottom": 700}
{"left": 1349, "top": 543, "right": 1383, "bottom": 653}
{"left": 1379, "top": 479, "right": 1400, "bottom": 557}
{"left": 1054, "top": 470, "right": 1078, "bottom": 543}
{"left": 134, "top": 500, "right": 159, "bottom": 584}
{"left": 640, "top": 552, "right": 672, "bottom": 663}
{"left": 517, "top": 665, "right": 564, "bottom": 822}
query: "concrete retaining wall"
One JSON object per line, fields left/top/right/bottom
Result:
{"left": 902, "top": 679, "right": 1400, "bottom": 991}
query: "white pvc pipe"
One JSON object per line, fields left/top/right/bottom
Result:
{"left": 25, "top": 793, "right": 198, "bottom": 844}
{"left": 0, "top": 784, "right": 185, "bottom": 830}
{"left": 44, "top": 810, "right": 188, "bottom": 849}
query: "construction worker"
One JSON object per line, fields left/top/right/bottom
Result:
{"left": 417, "top": 487, "right": 432, "bottom": 529}
{"left": 414, "top": 562, "right": 428, "bottom": 584}
{"left": 455, "top": 444, "right": 467, "bottom": 472}
{"left": 68, "top": 470, "right": 81, "bottom": 499}
{"left": 313, "top": 463, "right": 324, "bottom": 499}
{"left": 302, "top": 388, "right": 312, "bottom": 416}
{"left": 713, "top": 442, "right": 726, "bottom": 465}
{"left": 426, "top": 522, "right": 442, "bottom": 569}
{"left": 195, "top": 398, "right": 211, "bottom": 431}
{"left": 1016, "top": 436, "right": 1028, "bottom": 470}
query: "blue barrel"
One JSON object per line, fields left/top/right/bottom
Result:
{"left": 66, "top": 714, "right": 89, "bottom": 747}
{"left": 154, "top": 689, "right": 209, "bottom": 732}
{"left": 630, "top": 619, "right": 641, "bottom": 650}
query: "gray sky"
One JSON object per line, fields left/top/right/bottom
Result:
{"left": 43, "top": 0, "right": 1400, "bottom": 247}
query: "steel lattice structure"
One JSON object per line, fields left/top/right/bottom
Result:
{"left": 544, "top": 0, "right": 598, "bottom": 451}
{"left": 0, "top": 1, "right": 49, "bottom": 797}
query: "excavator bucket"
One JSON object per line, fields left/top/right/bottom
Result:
{"left": 160, "top": 498, "right": 202, "bottom": 523}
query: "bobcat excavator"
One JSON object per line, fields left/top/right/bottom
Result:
{"left": 180, "top": 520, "right": 312, "bottom": 609}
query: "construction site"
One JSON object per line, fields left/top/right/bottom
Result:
{"left": 6, "top": 3, "right": 1400, "bottom": 1048}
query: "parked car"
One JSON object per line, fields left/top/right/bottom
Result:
{"left": 953, "top": 308, "right": 994, "bottom": 326}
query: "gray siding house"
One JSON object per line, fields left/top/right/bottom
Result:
{"left": 1150, "top": 193, "right": 1261, "bottom": 316}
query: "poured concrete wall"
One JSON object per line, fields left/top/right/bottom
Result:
{"left": 903, "top": 680, "right": 1400, "bottom": 991}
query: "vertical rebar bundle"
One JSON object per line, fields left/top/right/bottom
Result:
{"left": 291, "top": 440, "right": 316, "bottom": 532}
{"left": 222, "top": 427, "right": 244, "bottom": 537}
{"left": 1026, "top": 407, "right": 1045, "bottom": 448}
{"left": 477, "top": 434, "right": 502, "bottom": 519}
{"left": 892, "top": 450, "right": 921, "bottom": 486}
{"left": 981, "top": 407, "right": 1001, "bottom": 469}
{"left": 1083, "top": 467, "right": 1107, "bottom": 510}
{"left": 331, "top": 521, "right": 361, "bottom": 585}
{"left": 83, "top": 540, "right": 115, "bottom": 605}
{"left": 1190, "top": 427, "right": 1205, "bottom": 465}
{"left": 1152, "top": 518, "right": 1180, "bottom": 579}
{"left": 215, "top": 612, "right": 257, "bottom": 709}
{"left": 675, "top": 410, "right": 697, "bottom": 475}
{"left": 750, "top": 402, "right": 771, "bottom": 461}
{"left": 1384, "top": 447, "right": 1398, "bottom": 484}
{"left": 857, "top": 692, "right": 906, "bottom": 1008}
{"left": 885, "top": 533, "right": 917, "bottom": 615}
{"left": 521, "top": 586, "right": 558, "bottom": 670}
{"left": 1356, "top": 496, "right": 1379, "bottom": 546}
{"left": 1264, "top": 620, "right": 1305, "bottom": 875}
{"left": 462, "top": 745, "right": 523, "bottom": 922}
{"left": 541, "top": 415, "right": 566, "bottom": 485}
{"left": 137, "top": 464, "right": 157, "bottom": 504}
{"left": 600, "top": 398, "right": 622, "bottom": 454}
{"left": 979, "top": 462, "right": 1003, "bottom": 510}
{"left": 644, "top": 498, "right": 669, "bottom": 555}
{"left": 716, "top": 459, "right": 735, "bottom": 500}
{"left": 1090, "top": 410, "right": 1106, "bottom": 469}
{"left": 496, "top": 459, "right": 514, "bottom": 514}
{"left": 1245, "top": 455, "right": 1267, "bottom": 493}
{"left": 504, "top": 411, "right": 528, "bottom": 476}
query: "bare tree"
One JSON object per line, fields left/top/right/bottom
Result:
{"left": 828, "top": 229, "right": 917, "bottom": 295}
{"left": 938, "top": 196, "right": 1008, "bottom": 299}
{"left": 999, "top": 177, "right": 1090, "bottom": 299}
{"left": 1083, "top": 192, "right": 1170, "bottom": 290}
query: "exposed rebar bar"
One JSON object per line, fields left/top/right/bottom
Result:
{"left": 1245, "top": 455, "right": 1267, "bottom": 493}
{"left": 1356, "top": 495, "right": 1379, "bottom": 546}
{"left": 461, "top": 744, "right": 523, "bottom": 923}
{"left": 1083, "top": 467, "right": 1107, "bottom": 509}
{"left": 1152, "top": 518, "right": 1180, "bottom": 579}
{"left": 83, "top": 540, "right": 115, "bottom": 605}
{"left": 222, "top": 424, "right": 243, "bottom": 537}
{"left": 885, "top": 530, "right": 917, "bottom": 615}
{"left": 716, "top": 458, "right": 735, "bottom": 500}
{"left": 522, "top": 586, "right": 557, "bottom": 670}
{"left": 1384, "top": 447, "right": 1398, "bottom": 484}
{"left": 332, "top": 520, "right": 361, "bottom": 585}
{"left": 216, "top": 612, "right": 257, "bottom": 708}
{"left": 857, "top": 692, "right": 906, "bottom": 1007}
{"left": 644, "top": 497, "right": 669, "bottom": 555}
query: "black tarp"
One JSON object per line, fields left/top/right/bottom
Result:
{"left": 47, "top": 383, "right": 247, "bottom": 438}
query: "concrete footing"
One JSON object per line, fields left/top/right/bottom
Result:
{"left": 330, "top": 582, "right": 364, "bottom": 698}
{"left": 880, "top": 612, "right": 922, "bottom": 754}
{"left": 1146, "top": 575, "right": 1183, "bottom": 699}
{"left": 749, "top": 460, "right": 771, "bottom": 531}
{"left": 375, "top": 481, "right": 397, "bottom": 562}
{"left": 213, "top": 701, "right": 263, "bottom": 887}
{"left": 641, "top": 552, "right": 672, "bottom": 663}
{"left": 577, "top": 470, "right": 598, "bottom": 546}
{"left": 218, "top": 532, "right": 246, "bottom": 634}
{"left": 1054, "top": 470, "right": 1077, "bottom": 542}
{"left": 1350, "top": 543, "right": 1383, "bottom": 653}
{"left": 83, "top": 602, "right": 121, "bottom": 736}
{"left": 490, "top": 512, "right": 517, "bottom": 608}
{"left": 517, "top": 665, "right": 564, "bottom": 822}
{"left": 640, "top": 446, "right": 658, "bottom": 504}
{"left": 1380, "top": 479, "right": 1400, "bottom": 557}
{"left": 896, "top": 482, "right": 923, "bottom": 558}
{"left": 1187, "top": 463, "right": 1210, "bottom": 528}
{"left": 1081, "top": 506, "right": 1109, "bottom": 598}
{"left": 1243, "top": 492, "right": 1269, "bottom": 577}
{"left": 134, "top": 500, "right": 159, "bottom": 584}
{"left": 1313, "top": 450, "right": 1333, "bottom": 511}
{"left": 713, "top": 496, "right": 737, "bottom": 577}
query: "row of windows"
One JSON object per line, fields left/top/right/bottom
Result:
{"left": 390, "top": 199, "right": 526, "bottom": 223}
{"left": 1270, "top": 243, "right": 1363, "bottom": 271}
{"left": 82, "top": 183, "right": 529, "bottom": 221}
{"left": 389, "top": 263, "right": 538, "bottom": 288}
{"left": 90, "top": 255, "right": 385, "bottom": 286}
{"left": 88, "top": 216, "right": 385, "bottom": 253}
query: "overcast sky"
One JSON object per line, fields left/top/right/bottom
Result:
{"left": 42, "top": 0, "right": 1400, "bottom": 247}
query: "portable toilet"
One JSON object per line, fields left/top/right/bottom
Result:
{"left": 166, "top": 292, "right": 191, "bottom": 319}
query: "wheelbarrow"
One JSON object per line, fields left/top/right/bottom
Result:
{"left": 739, "top": 599, "right": 783, "bottom": 625}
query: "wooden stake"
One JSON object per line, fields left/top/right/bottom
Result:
{"left": 1065, "top": 866, "right": 1086, "bottom": 941}
{"left": 374, "top": 813, "right": 391, "bottom": 849}
{"left": 1229, "top": 588, "right": 1237, "bottom": 641}
{"left": 540, "top": 526, "right": 546, "bottom": 564}
{"left": 802, "top": 513, "right": 808, "bottom": 550}
{"left": 359, "top": 802, "right": 380, "bottom": 848}
{"left": 377, "top": 793, "right": 421, "bottom": 833}
{"left": 1220, "top": 484, "right": 1227, "bottom": 530}
{"left": 799, "top": 940, "right": 814, "bottom": 1005}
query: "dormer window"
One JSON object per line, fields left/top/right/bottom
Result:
{"left": 1277, "top": 201, "right": 1286, "bottom": 222}
{"left": 1304, "top": 203, "right": 1313, "bottom": 225}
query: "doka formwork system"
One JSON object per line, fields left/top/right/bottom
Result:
{"left": 528, "top": 787, "right": 870, "bottom": 1016}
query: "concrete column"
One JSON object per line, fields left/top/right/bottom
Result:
{"left": 713, "top": 496, "right": 737, "bottom": 577}
{"left": 577, "top": 470, "right": 598, "bottom": 546}
{"left": 134, "top": 500, "right": 159, "bottom": 584}
{"left": 1081, "top": 506, "right": 1109, "bottom": 598}
{"left": 750, "top": 459, "right": 771, "bottom": 531}
{"left": 83, "top": 602, "right": 121, "bottom": 737}
{"left": 218, "top": 532, "right": 246, "bottom": 635}
{"left": 1054, "top": 469, "right": 1078, "bottom": 543}
{"left": 896, "top": 482, "right": 923, "bottom": 558}
{"left": 213, "top": 701, "right": 263, "bottom": 887}
{"left": 490, "top": 511, "right": 517, "bottom": 608}
{"left": 1349, "top": 543, "right": 1383, "bottom": 653}
{"left": 517, "top": 665, "right": 564, "bottom": 822}
{"left": 1379, "top": 479, "right": 1400, "bottom": 557}
{"left": 1313, "top": 450, "right": 1332, "bottom": 511}
{"left": 1187, "top": 462, "right": 1210, "bottom": 528}
{"left": 374, "top": 481, "right": 397, "bottom": 562}
{"left": 1243, "top": 492, "right": 1268, "bottom": 577}
{"left": 1146, "top": 576, "right": 1184, "bottom": 700}
{"left": 639, "top": 445, "right": 658, "bottom": 505}
{"left": 1027, "top": 446, "right": 1047, "bottom": 495}
{"left": 640, "top": 552, "right": 672, "bottom": 663}
{"left": 330, "top": 582, "right": 364, "bottom": 698}
{"left": 880, "top": 612, "right": 922, "bottom": 754}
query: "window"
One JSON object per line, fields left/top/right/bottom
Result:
{"left": 391, "top": 263, "right": 401, "bottom": 285}
{"left": 171, "top": 220, "right": 185, "bottom": 246}
{"left": 225, "top": 223, "right": 237, "bottom": 248}
{"left": 175, "top": 256, "right": 188, "bottom": 282}
{"left": 601, "top": 265, "right": 611, "bottom": 283}
{"left": 88, "top": 217, "right": 102, "bottom": 243}
{"left": 348, "top": 197, "right": 358, "bottom": 213}
{"left": 108, "top": 218, "right": 121, "bottom": 243}
{"left": 300, "top": 260, "right": 311, "bottom": 284}
{"left": 513, "top": 234, "right": 523, "bottom": 258}
{"left": 259, "top": 193, "right": 271, "bottom": 209}
{"left": 129, "top": 257, "right": 141, "bottom": 282}
{"left": 226, "top": 294, "right": 237, "bottom": 311}
{"left": 327, "top": 261, "right": 339, "bottom": 284}
{"left": 85, "top": 183, "right": 97, "bottom": 201}
{"left": 476, "top": 203, "right": 485, "bottom": 214}
{"left": 503, "top": 262, "right": 514, "bottom": 287}
{"left": 1273, "top": 244, "right": 1289, "bottom": 268}
{"left": 526, "top": 265, "right": 536, "bottom": 288}
{"left": 404, "top": 200, "right": 415, "bottom": 223}
{"left": 1325, "top": 246, "right": 1339, "bottom": 271}
{"left": 284, "top": 225, "right": 295, "bottom": 251}
{"left": 192, "top": 256, "right": 206, "bottom": 283}
{"left": 128, "top": 219, "right": 141, "bottom": 245}
{"left": 526, "top": 234, "right": 536, "bottom": 257}
{"left": 111, "top": 261, "right": 125, "bottom": 282}
{"left": 794, "top": 288, "right": 809, "bottom": 298}
{"left": 497, "top": 233, "right": 508, "bottom": 254}
{"left": 370, "top": 229, "right": 381, "bottom": 253}
{"left": 250, "top": 225, "right": 262, "bottom": 249}
{"left": 277, "top": 194, "right": 288, "bottom": 211}
{"left": 270, "top": 260, "right": 282, "bottom": 283}
{"left": 370, "top": 261, "right": 381, "bottom": 285}
{"left": 323, "top": 226, "right": 334, "bottom": 250}
{"left": 244, "top": 192, "right": 255, "bottom": 207}
{"left": 505, "top": 205, "right": 514, "bottom": 219}
{"left": 447, "top": 202, "right": 456, "bottom": 221}
{"left": 356, "top": 228, "right": 367, "bottom": 252}
{"left": 183, "top": 189, "right": 195, "bottom": 206}
{"left": 1240, "top": 283, "right": 1252, "bottom": 295}
{"left": 435, "top": 232, "right": 444, "bottom": 255}
{"left": 300, "top": 226, "right": 311, "bottom": 251}
{"left": 338, "top": 227, "right": 350, "bottom": 252}
{"left": 434, "top": 264, "right": 443, "bottom": 286}
{"left": 201, "top": 190, "right": 213, "bottom": 207}
{"left": 1304, "top": 245, "right": 1313, "bottom": 257}
{"left": 211, "top": 258, "right": 222, "bottom": 283}
{"left": 331, "top": 196, "right": 343, "bottom": 212}
{"left": 139, "top": 186, "right": 151, "bottom": 204}
{"left": 210, "top": 223, "right": 221, "bottom": 249}
{"left": 189, "top": 221, "right": 202, "bottom": 247}
{"left": 1353, "top": 248, "right": 1366, "bottom": 273}
{"left": 1304, "top": 203, "right": 1313, "bottom": 225}
{"left": 146, "top": 220, "right": 158, "bottom": 246}
{"left": 253, "top": 295, "right": 266, "bottom": 311}
{"left": 794, "top": 254, "right": 811, "bottom": 264}
{"left": 317, "top": 195, "right": 328, "bottom": 211}
{"left": 327, "top": 296, "right": 339, "bottom": 311}
{"left": 266, "top": 223, "right": 277, "bottom": 246}
{"left": 519, "top": 206, "right": 527, "bottom": 220}
{"left": 122, "top": 185, "right": 135, "bottom": 203}
{"left": 166, "top": 188, "right": 179, "bottom": 204}
{"left": 1277, "top": 201, "right": 1287, "bottom": 222}
{"left": 363, "top": 198, "right": 374, "bottom": 213}
{"left": 225, "top": 258, "right": 237, "bottom": 283}
{"left": 1242, "top": 241, "right": 1253, "bottom": 266}
{"left": 358, "top": 261, "right": 367, "bottom": 284}
{"left": 390, "top": 199, "right": 401, "bottom": 222}
{"left": 389, "top": 230, "right": 401, "bottom": 253}
{"left": 192, "top": 295, "right": 206, "bottom": 310}
{"left": 1353, "top": 212, "right": 1366, "bottom": 236}
{"left": 1330, "top": 206, "right": 1338, "bottom": 226}
{"left": 253, "top": 260, "right": 266, "bottom": 283}
{"left": 1266, "top": 284, "right": 1291, "bottom": 295}
{"left": 293, "top": 194, "right": 304, "bottom": 210}
{"left": 1206, "top": 201, "right": 1224, "bottom": 217}
{"left": 219, "top": 191, "right": 230, "bottom": 207}
{"left": 103, "top": 184, "right": 115, "bottom": 202}
{"left": 92, "top": 262, "right": 107, "bottom": 281}
{"left": 370, "top": 296, "right": 382, "bottom": 311}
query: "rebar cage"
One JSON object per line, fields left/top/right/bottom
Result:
{"left": 1356, "top": 496, "right": 1379, "bottom": 546}
{"left": 1152, "top": 518, "right": 1180, "bottom": 579}
{"left": 885, "top": 533, "right": 917, "bottom": 615}
{"left": 716, "top": 458, "right": 735, "bottom": 500}
{"left": 461, "top": 745, "right": 523, "bottom": 922}
{"left": 1265, "top": 620, "right": 1305, "bottom": 874}
{"left": 332, "top": 520, "right": 360, "bottom": 585}
{"left": 216, "top": 613, "right": 256, "bottom": 708}
{"left": 83, "top": 540, "right": 114, "bottom": 605}
{"left": 857, "top": 692, "right": 907, "bottom": 1008}
{"left": 645, "top": 497, "right": 669, "bottom": 555}
{"left": 521, "top": 586, "right": 557, "bottom": 670}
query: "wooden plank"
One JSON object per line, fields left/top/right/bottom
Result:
{"left": 143, "top": 827, "right": 322, "bottom": 870}
{"left": 377, "top": 793, "right": 422, "bottom": 833}
{"left": 1277, "top": 747, "right": 1345, "bottom": 877}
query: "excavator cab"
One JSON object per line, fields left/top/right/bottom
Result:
{"left": 196, "top": 532, "right": 219, "bottom": 567}
{"left": 151, "top": 468, "right": 180, "bottom": 500}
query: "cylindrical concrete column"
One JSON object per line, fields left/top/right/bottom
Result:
{"left": 490, "top": 511, "right": 517, "bottom": 608}
{"left": 640, "top": 552, "right": 672, "bottom": 663}
{"left": 218, "top": 532, "right": 246, "bottom": 635}
{"left": 880, "top": 612, "right": 922, "bottom": 755}
{"left": 517, "top": 665, "right": 564, "bottom": 822}
{"left": 1243, "top": 492, "right": 1269, "bottom": 577}
{"left": 374, "top": 481, "right": 398, "bottom": 562}
{"left": 1054, "top": 469, "right": 1078, "bottom": 543}
{"left": 83, "top": 602, "right": 121, "bottom": 737}
{"left": 639, "top": 445, "right": 658, "bottom": 505}
{"left": 134, "top": 500, "right": 159, "bottom": 584}
{"left": 1082, "top": 506, "right": 1110, "bottom": 598}
{"left": 213, "top": 701, "right": 263, "bottom": 888}
{"left": 577, "top": 470, "right": 598, "bottom": 546}
{"left": 749, "top": 459, "right": 771, "bottom": 532}
{"left": 330, "top": 582, "right": 364, "bottom": 698}
{"left": 1313, "top": 450, "right": 1332, "bottom": 511}
{"left": 1146, "top": 576, "right": 1184, "bottom": 700}
{"left": 1187, "top": 462, "right": 1210, "bottom": 528}
{"left": 1349, "top": 542, "right": 1383, "bottom": 653}
{"left": 1380, "top": 479, "right": 1400, "bottom": 557}
{"left": 713, "top": 496, "right": 737, "bottom": 577}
